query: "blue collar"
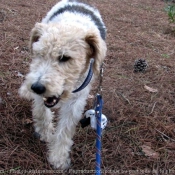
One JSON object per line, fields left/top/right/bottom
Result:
{"left": 72, "top": 58, "right": 94, "bottom": 93}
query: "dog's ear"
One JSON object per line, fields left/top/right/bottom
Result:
{"left": 29, "top": 23, "right": 46, "bottom": 53}
{"left": 85, "top": 32, "right": 107, "bottom": 75}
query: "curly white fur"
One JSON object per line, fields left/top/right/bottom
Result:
{"left": 19, "top": 0, "right": 106, "bottom": 169}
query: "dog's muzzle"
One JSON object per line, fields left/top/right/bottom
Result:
{"left": 31, "top": 58, "right": 94, "bottom": 108}
{"left": 31, "top": 82, "right": 60, "bottom": 108}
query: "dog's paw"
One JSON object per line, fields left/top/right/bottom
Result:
{"left": 33, "top": 132, "right": 41, "bottom": 139}
{"left": 48, "top": 153, "right": 71, "bottom": 170}
{"left": 41, "top": 128, "right": 55, "bottom": 142}
{"left": 34, "top": 125, "right": 55, "bottom": 142}
{"left": 40, "top": 132, "right": 54, "bottom": 143}
{"left": 33, "top": 131, "right": 54, "bottom": 142}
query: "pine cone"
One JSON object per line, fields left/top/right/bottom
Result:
{"left": 134, "top": 59, "right": 148, "bottom": 72}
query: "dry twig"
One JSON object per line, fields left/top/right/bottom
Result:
{"left": 155, "top": 129, "right": 175, "bottom": 142}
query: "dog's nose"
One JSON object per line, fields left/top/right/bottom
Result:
{"left": 31, "top": 82, "right": 46, "bottom": 94}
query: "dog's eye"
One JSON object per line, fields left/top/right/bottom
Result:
{"left": 58, "top": 55, "right": 71, "bottom": 62}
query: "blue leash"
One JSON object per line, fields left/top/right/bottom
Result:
{"left": 77, "top": 59, "right": 106, "bottom": 174}
{"left": 95, "top": 94, "right": 103, "bottom": 175}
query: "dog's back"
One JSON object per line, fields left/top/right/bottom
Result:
{"left": 42, "top": 0, "right": 106, "bottom": 40}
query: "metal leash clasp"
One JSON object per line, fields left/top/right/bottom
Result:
{"left": 92, "top": 62, "right": 104, "bottom": 110}
{"left": 97, "top": 62, "right": 104, "bottom": 95}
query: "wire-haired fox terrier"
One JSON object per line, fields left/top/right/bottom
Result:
{"left": 19, "top": 0, "right": 107, "bottom": 169}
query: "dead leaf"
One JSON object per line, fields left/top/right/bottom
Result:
{"left": 88, "top": 94, "right": 94, "bottom": 99}
{"left": 17, "top": 72, "right": 24, "bottom": 77}
{"left": 24, "top": 118, "right": 33, "bottom": 125}
{"left": 14, "top": 46, "right": 19, "bottom": 50}
{"left": 141, "top": 145, "right": 160, "bottom": 159}
{"left": 144, "top": 85, "right": 158, "bottom": 93}
{"left": 102, "top": 149, "right": 108, "bottom": 153}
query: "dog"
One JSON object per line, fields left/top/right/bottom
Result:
{"left": 19, "top": 0, "right": 107, "bottom": 169}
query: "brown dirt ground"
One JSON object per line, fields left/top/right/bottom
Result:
{"left": 0, "top": 0, "right": 175, "bottom": 174}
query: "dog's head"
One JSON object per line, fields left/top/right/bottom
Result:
{"left": 19, "top": 23, "right": 106, "bottom": 108}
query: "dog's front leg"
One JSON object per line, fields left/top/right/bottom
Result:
{"left": 32, "top": 96, "right": 54, "bottom": 142}
{"left": 47, "top": 91, "right": 89, "bottom": 169}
